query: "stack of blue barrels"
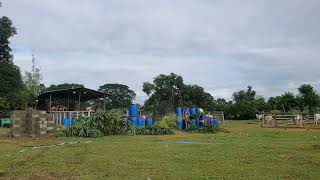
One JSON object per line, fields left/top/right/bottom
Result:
{"left": 189, "top": 107, "right": 200, "bottom": 128}
{"left": 205, "top": 116, "right": 219, "bottom": 126}
{"left": 129, "top": 104, "right": 139, "bottom": 126}
{"left": 128, "top": 104, "right": 153, "bottom": 127}
{"left": 176, "top": 107, "right": 184, "bottom": 129}
{"left": 210, "top": 118, "right": 219, "bottom": 126}
{"left": 145, "top": 117, "right": 153, "bottom": 127}
{"left": 62, "top": 112, "right": 71, "bottom": 128}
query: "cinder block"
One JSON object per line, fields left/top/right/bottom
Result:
{"left": 13, "top": 124, "right": 21, "bottom": 128}
{"left": 38, "top": 131, "right": 47, "bottom": 135}
{"left": 47, "top": 127, "right": 54, "bottom": 131}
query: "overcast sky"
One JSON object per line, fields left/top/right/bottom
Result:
{"left": 1, "top": 0, "right": 319, "bottom": 103}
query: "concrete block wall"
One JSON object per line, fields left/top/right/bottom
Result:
{"left": 10, "top": 110, "right": 54, "bottom": 137}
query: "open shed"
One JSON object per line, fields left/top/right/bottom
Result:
{"left": 37, "top": 87, "right": 111, "bottom": 126}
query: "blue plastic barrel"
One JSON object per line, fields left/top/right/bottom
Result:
{"left": 71, "top": 117, "right": 77, "bottom": 125}
{"left": 205, "top": 119, "right": 210, "bottom": 126}
{"left": 210, "top": 118, "right": 214, "bottom": 126}
{"left": 203, "top": 118, "right": 207, "bottom": 126}
{"left": 176, "top": 120, "right": 184, "bottom": 129}
{"left": 129, "top": 104, "right": 138, "bottom": 117}
{"left": 176, "top": 107, "right": 183, "bottom": 116}
{"left": 137, "top": 118, "right": 145, "bottom": 127}
{"left": 62, "top": 118, "right": 71, "bottom": 128}
{"left": 129, "top": 117, "right": 138, "bottom": 126}
{"left": 195, "top": 119, "right": 200, "bottom": 127}
{"left": 145, "top": 118, "right": 153, "bottom": 126}
{"left": 213, "top": 118, "right": 219, "bottom": 126}
{"left": 190, "top": 108, "right": 196, "bottom": 116}
{"left": 195, "top": 107, "right": 201, "bottom": 115}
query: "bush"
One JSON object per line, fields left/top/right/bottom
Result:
{"left": 58, "top": 110, "right": 123, "bottom": 137}
{"left": 270, "top": 110, "right": 282, "bottom": 115}
{"left": 137, "top": 126, "right": 174, "bottom": 135}
{"left": 160, "top": 115, "right": 178, "bottom": 129}
{"left": 57, "top": 110, "right": 175, "bottom": 137}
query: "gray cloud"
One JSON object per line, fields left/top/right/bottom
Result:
{"left": 1, "top": 0, "right": 320, "bottom": 102}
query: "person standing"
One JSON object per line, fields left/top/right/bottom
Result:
{"left": 183, "top": 106, "right": 190, "bottom": 129}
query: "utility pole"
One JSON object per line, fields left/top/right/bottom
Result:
{"left": 171, "top": 87, "right": 175, "bottom": 111}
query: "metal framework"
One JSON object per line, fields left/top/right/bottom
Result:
{"left": 37, "top": 87, "right": 111, "bottom": 126}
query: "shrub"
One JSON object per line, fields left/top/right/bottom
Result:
{"left": 57, "top": 109, "right": 123, "bottom": 137}
{"left": 186, "top": 126, "right": 219, "bottom": 134}
{"left": 160, "top": 114, "right": 178, "bottom": 129}
{"left": 57, "top": 109, "right": 175, "bottom": 137}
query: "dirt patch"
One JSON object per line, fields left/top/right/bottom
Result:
{"left": 296, "top": 144, "right": 320, "bottom": 151}
{"left": 311, "top": 144, "right": 320, "bottom": 150}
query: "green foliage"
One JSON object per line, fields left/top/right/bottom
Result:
{"left": 143, "top": 73, "right": 214, "bottom": 115}
{"left": 23, "top": 55, "right": 43, "bottom": 108}
{"left": 297, "top": 84, "right": 320, "bottom": 112}
{"left": 59, "top": 110, "right": 123, "bottom": 137}
{"left": 0, "top": 97, "right": 9, "bottom": 111}
{"left": 160, "top": 115, "right": 178, "bottom": 129}
{"left": 121, "top": 125, "right": 175, "bottom": 135}
{"left": 45, "top": 83, "right": 84, "bottom": 92}
{"left": 57, "top": 110, "right": 174, "bottom": 137}
{"left": 233, "top": 86, "right": 256, "bottom": 102}
{"left": 97, "top": 83, "right": 136, "bottom": 110}
{"left": 229, "top": 86, "right": 265, "bottom": 119}
{"left": 186, "top": 126, "right": 219, "bottom": 134}
{"left": 267, "top": 92, "right": 299, "bottom": 112}
{"left": 0, "top": 61, "right": 25, "bottom": 110}
{"left": 270, "top": 110, "right": 282, "bottom": 115}
{"left": 0, "top": 16, "right": 17, "bottom": 62}
{"left": 0, "top": 16, "right": 29, "bottom": 110}
{"left": 137, "top": 126, "right": 174, "bottom": 135}
{"left": 182, "top": 85, "right": 214, "bottom": 110}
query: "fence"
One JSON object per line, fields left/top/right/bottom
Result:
{"left": 261, "top": 113, "right": 320, "bottom": 128}
{"left": 50, "top": 111, "right": 93, "bottom": 126}
{"left": 210, "top": 111, "right": 225, "bottom": 125}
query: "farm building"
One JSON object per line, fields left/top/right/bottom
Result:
{"left": 37, "top": 87, "right": 111, "bottom": 125}
{"left": 9, "top": 87, "right": 110, "bottom": 137}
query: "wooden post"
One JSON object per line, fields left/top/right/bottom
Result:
{"left": 67, "top": 92, "right": 70, "bottom": 111}
{"left": 103, "top": 95, "right": 106, "bottom": 111}
{"left": 49, "top": 93, "right": 52, "bottom": 112}
{"left": 78, "top": 91, "right": 81, "bottom": 111}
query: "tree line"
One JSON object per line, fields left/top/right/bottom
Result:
{"left": 141, "top": 73, "right": 320, "bottom": 119}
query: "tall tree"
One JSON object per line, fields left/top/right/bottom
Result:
{"left": 233, "top": 86, "right": 256, "bottom": 102}
{"left": 143, "top": 73, "right": 184, "bottom": 114}
{"left": 143, "top": 73, "right": 214, "bottom": 115}
{"left": 24, "top": 55, "right": 43, "bottom": 107}
{"left": 279, "top": 92, "right": 298, "bottom": 112}
{"left": 0, "top": 16, "right": 17, "bottom": 63}
{"left": 297, "top": 84, "right": 320, "bottom": 112}
{"left": 0, "top": 13, "right": 25, "bottom": 110}
{"left": 182, "top": 84, "right": 214, "bottom": 110}
{"left": 98, "top": 83, "right": 136, "bottom": 109}
{"left": 232, "top": 86, "right": 266, "bottom": 119}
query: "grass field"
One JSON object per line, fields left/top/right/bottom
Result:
{"left": 0, "top": 120, "right": 319, "bottom": 179}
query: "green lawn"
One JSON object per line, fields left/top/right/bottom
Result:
{"left": 0, "top": 120, "right": 319, "bottom": 179}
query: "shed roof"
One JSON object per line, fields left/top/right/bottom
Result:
{"left": 37, "top": 87, "right": 111, "bottom": 102}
